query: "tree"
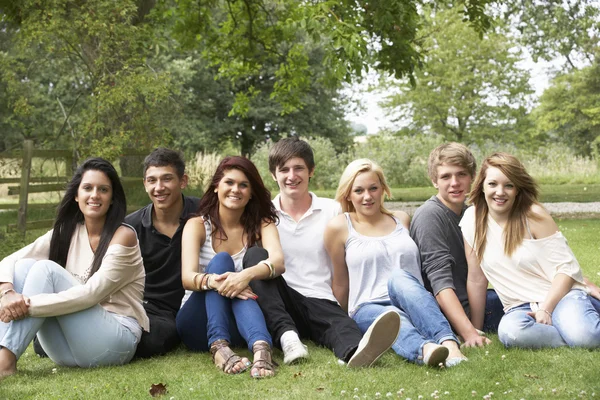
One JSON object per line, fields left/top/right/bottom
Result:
{"left": 532, "top": 62, "right": 600, "bottom": 156}
{"left": 506, "top": 0, "right": 598, "bottom": 70}
{"left": 0, "top": 0, "right": 179, "bottom": 160}
{"left": 380, "top": 7, "right": 533, "bottom": 145}
{"left": 160, "top": 0, "right": 495, "bottom": 116}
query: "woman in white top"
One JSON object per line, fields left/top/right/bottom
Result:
{"left": 461, "top": 152, "right": 600, "bottom": 348}
{"left": 324, "top": 159, "right": 466, "bottom": 367}
{"left": 0, "top": 158, "right": 148, "bottom": 379}
{"left": 177, "top": 156, "right": 284, "bottom": 378}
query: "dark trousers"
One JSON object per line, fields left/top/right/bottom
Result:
{"left": 243, "top": 247, "right": 363, "bottom": 361}
{"left": 134, "top": 301, "right": 180, "bottom": 359}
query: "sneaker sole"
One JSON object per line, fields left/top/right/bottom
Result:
{"left": 423, "top": 345, "right": 449, "bottom": 367}
{"left": 347, "top": 310, "right": 401, "bottom": 368}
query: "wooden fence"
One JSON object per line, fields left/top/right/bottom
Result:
{"left": 0, "top": 140, "right": 74, "bottom": 233}
{"left": 0, "top": 140, "right": 146, "bottom": 234}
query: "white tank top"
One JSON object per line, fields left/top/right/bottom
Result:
{"left": 344, "top": 213, "right": 423, "bottom": 316}
{"left": 181, "top": 217, "right": 247, "bottom": 306}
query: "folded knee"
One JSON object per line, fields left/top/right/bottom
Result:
{"left": 205, "top": 253, "right": 236, "bottom": 274}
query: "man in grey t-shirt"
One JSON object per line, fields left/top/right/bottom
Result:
{"left": 409, "top": 143, "right": 503, "bottom": 347}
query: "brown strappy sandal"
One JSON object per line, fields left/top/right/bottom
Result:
{"left": 250, "top": 341, "right": 277, "bottom": 379}
{"left": 210, "top": 339, "right": 250, "bottom": 375}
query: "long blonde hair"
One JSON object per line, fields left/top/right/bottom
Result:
{"left": 335, "top": 159, "right": 393, "bottom": 215}
{"left": 469, "top": 153, "right": 540, "bottom": 261}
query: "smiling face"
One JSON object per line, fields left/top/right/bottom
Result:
{"left": 348, "top": 171, "right": 384, "bottom": 217}
{"left": 216, "top": 168, "right": 252, "bottom": 211}
{"left": 75, "top": 170, "right": 113, "bottom": 222}
{"left": 143, "top": 165, "right": 188, "bottom": 212}
{"left": 483, "top": 166, "right": 517, "bottom": 219}
{"left": 272, "top": 157, "right": 314, "bottom": 200}
{"left": 433, "top": 163, "right": 473, "bottom": 215}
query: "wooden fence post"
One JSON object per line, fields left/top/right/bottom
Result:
{"left": 17, "top": 139, "right": 34, "bottom": 234}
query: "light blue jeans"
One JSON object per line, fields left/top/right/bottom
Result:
{"left": 498, "top": 289, "right": 600, "bottom": 349}
{"left": 0, "top": 259, "right": 138, "bottom": 367}
{"left": 353, "top": 269, "right": 458, "bottom": 364}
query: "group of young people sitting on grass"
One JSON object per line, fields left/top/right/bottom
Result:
{"left": 1, "top": 139, "right": 599, "bottom": 380}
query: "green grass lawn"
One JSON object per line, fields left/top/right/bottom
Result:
{"left": 313, "top": 183, "right": 600, "bottom": 203}
{"left": 0, "top": 220, "right": 599, "bottom": 399}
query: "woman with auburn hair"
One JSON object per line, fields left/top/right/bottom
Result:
{"left": 461, "top": 152, "right": 600, "bottom": 348}
{"left": 176, "top": 156, "right": 284, "bottom": 378}
{"left": 324, "top": 159, "right": 467, "bottom": 367}
{"left": 0, "top": 158, "right": 148, "bottom": 378}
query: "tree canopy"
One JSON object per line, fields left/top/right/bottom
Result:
{"left": 380, "top": 7, "right": 533, "bottom": 145}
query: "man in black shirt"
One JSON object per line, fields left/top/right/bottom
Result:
{"left": 125, "top": 148, "right": 199, "bottom": 358}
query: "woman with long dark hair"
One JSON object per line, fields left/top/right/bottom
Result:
{"left": 461, "top": 152, "right": 600, "bottom": 348}
{"left": 176, "top": 156, "right": 284, "bottom": 378}
{"left": 0, "top": 158, "right": 148, "bottom": 378}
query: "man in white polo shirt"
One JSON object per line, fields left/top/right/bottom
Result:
{"left": 245, "top": 137, "right": 400, "bottom": 367}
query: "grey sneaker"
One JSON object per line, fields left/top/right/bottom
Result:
{"left": 347, "top": 310, "right": 401, "bottom": 368}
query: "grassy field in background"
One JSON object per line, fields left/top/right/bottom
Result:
{"left": 0, "top": 219, "right": 599, "bottom": 399}
{"left": 314, "top": 184, "right": 600, "bottom": 203}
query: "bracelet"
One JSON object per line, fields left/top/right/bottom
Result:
{"left": 200, "top": 274, "right": 210, "bottom": 291}
{"left": 202, "top": 274, "right": 212, "bottom": 291}
{"left": 537, "top": 308, "right": 552, "bottom": 317}
{"left": 0, "top": 288, "right": 15, "bottom": 299}
{"left": 206, "top": 274, "right": 213, "bottom": 290}
{"left": 260, "top": 260, "right": 275, "bottom": 279}
{"left": 193, "top": 273, "right": 205, "bottom": 291}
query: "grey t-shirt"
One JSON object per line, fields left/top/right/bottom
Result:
{"left": 410, "top": 196, "right": 470, "bottom": 314}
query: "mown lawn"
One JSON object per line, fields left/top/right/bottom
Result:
{"left": 0, "top": 221, "right": 599, "bottom": 399}
{"left": 313, "top": 183, "right": 600, "bottom": 203}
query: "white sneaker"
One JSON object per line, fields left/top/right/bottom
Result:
{"left": 347, "top": 310, "right": 401, "bottom": 368}
{"left": 281, "top": 331, "right": 309, "bottom": 364}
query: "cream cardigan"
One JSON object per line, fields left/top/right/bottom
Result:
{"left": 0, "top": 224, "right": 149, "bottom": 331}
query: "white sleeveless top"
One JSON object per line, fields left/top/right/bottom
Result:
{"left": 344, "top": 213, "right": 423, "bottom": 316}
{"left": 181, "top": 217, "right": 247, "bottom": 306}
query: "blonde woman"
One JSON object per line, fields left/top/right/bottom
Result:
{"left": 324, "top": 159, "right": 466, "bottom": 367}
{"left": 461, "top": 152, "right": 600, "bottom": 348}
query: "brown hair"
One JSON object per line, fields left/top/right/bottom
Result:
{"left": 469, "top": 152, "right": 540, "bottom": 261}
{"left": 428, "top": 142, "right": 477, "bottom": 182}
{"left": 198, "top": 156, "right": 277, "bottom": 247}
{"left": 268, "top": 137, "right": 315, "bottom": 175}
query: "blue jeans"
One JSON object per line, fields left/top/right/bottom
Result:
{"left": 482, "top": 289, "right": 504, "bottom": 333}
{"left": 353, "top": 268, "right": 458, "bottom": 364}
{"left": 176, "top": 252, "right": 271, "bottom": 352}
{"left": 498, "top": 289, "right": 600, "bottom": 349}
{"left": 0, "top": 259, "right": 137, "bottom": 366}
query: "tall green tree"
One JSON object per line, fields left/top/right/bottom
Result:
{"left": 532, "top": 63, "right": 600, "bottom": 156}
{"left": 160, "top": 0, "right": 495, "bottom": 115}
{"left": 381, "top": 7, "right": 533, "bottom": 144}
{"left": 507, "top": 0, "right": 598, "bottom": 69}
{"left": 0, "top": 0, "right": 178, "bottom": 160}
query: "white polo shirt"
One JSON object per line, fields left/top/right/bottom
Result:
{"left": 273, "top": 192, "right": 341, "bottom": 302}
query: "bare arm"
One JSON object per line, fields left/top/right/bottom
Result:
{"left": 324, "top": 215, "right": 350, "bottom": 313}
{"left": 393, "top": 211, "right": 411, "bottom": 230}
{"left": 215, "top": 222, "right": 285, "bottom": 299}
{"left": 181, "top": 217, "right": 206, "bottom": 291}
{"left": 465, "top": 239, "right": 488, "bottom": 331}
{"left": 528, "top": 273, "right": 575, "bottom": 325}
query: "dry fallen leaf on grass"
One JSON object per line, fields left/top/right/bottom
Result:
{"left": 149, "top": 383, "right": 168, "bottom": 397}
